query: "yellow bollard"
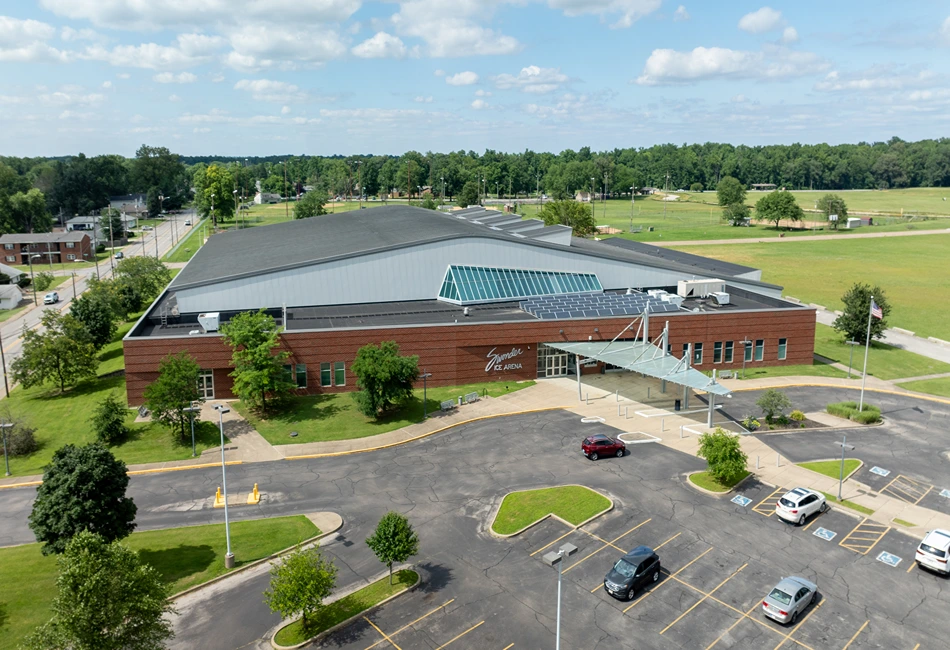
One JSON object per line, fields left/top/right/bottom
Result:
{"left": 213, "top": 486, "right": 225, "bottom": 508}
{"left": 247, "top": 482, "right": 260, "bottom": 505}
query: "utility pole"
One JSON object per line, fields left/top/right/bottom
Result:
{"left": 441, "top": 175, "right": 445, "bottom": 205}
{"left": 603, "top": 172, "right": 609, "bottom": 221}
{"left": 108, "top": 215, "right": 115, "bottom": 272}
{"left": 357, "top": 160, "right": 363, "bottom": 210}
{"left": 71, "top": 272, "right": 76, "bottom": 300}
{"left": 407, "top": 161, "right": 411, "bottom": 205}
{"left": 283, "top": 161, "right": 289, "bottom": 221}
{"left": 537, "top": 172, "right": 541, "bottom": 212}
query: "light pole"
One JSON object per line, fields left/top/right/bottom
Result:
{"left": 440, "top": 176, "right": 445, "bottom": 205}
{"left": 543, "top": 543, "right": 578, "bottom": 650}
{"left": 215, "top": 405, "right": 235, "bottom": 568}
{"left": 0, "top": 332, "right": 9, "bottom": 398}
{"left": 421, "top": 369, "right": 432, "bottom": 421}
{"left": 590, "top": 177, "right": 595, "bottom": 207}
{"left": 210, "top": 193, "right": 216, "bottom": 230}
{"left": 183, "top": 405, "right": 201, "bottom": 457}
{"left": 1, "top": 420, "right": 13, "bottom": 476}
{"left": 536, "top": 172, "right": 541, "bottom": 212}
{"left": 741, "top": 338, "right": 752, "bottom": 379}
{"left": 630, "top": 186, "right": 635, "bottom": 231}
{"left": 845, "top": 339, "right": 860, "bottom": 379}
{"left": 27, "top": 253, "right": 41, "bottom": 305}
{"left": 836, "top": 436, "right": 856, "bottom": 500}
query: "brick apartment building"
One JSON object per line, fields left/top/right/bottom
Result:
{"left": 0, "top": 232, "right": 94, "bottom": 266}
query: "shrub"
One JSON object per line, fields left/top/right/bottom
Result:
{"left": 757, "top": 388, "right": 792, "bottom": 423}
{"left": 790, "top": 410, "right": 805, "bottom": 422}
{"left": 851, "top": 410, "right": 882, "bottom": 424}
{"left": 689, "top": 182, "right": 704, "bottom": 192}
{"left": 742, "top": 415, "right": 760, "bottom": 431}
{"left": 826, "top": 402, "right": 855, "bottom": 419}
{"left": 91, "top": 393, "right": 130, "bottom": 445}
{"left": 34, "top": 272, "right": 55, "bottom": 293}
{"left": 697, "top": 427, "right": 748, "bottom": 484}
{"left": 7, "top": 425, "right": 38, "bottom": 456}
{"left": 826, "top": 401, "right": 881, "bottom": 424}
{"left": 775, "top": 414, "right": 790, "bottom": 427}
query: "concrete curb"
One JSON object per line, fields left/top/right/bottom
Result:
{"left": 169, "top": 512, "right": 344, "bottom": 602}
{"left": 488, "top": 484, "right": 614, "bottom": 539}
{"left": 0, "top": 460, "right": 246, "bottom": 491}
{"left": 684, "top": 471, "right": 754, "bottom": 497}
{"left": 729, "top": 382, "right": 950, "bottom": 407}
{"left": 269, "top": 565, "right": 420, "bottom": 650}
{"left": 794, "top": 458, "right": 865, "bottom": 482}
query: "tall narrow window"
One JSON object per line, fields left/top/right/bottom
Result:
{"left": 295, "top": 364, "right": 307, "bottom": 388}
{"left": 320, "top": 362, "right": 331, "bottom": 387}
{"left": 334, "top": 362, "right": 345, "bottom": 386}
{"left": 754, "top": 339, "right": 764, "bottom": 362}
{"left": 682, "top": 343, "right": 690, "bottom": 359}
{"left": 724, "top": 341, "right": 734, "bottom": 363}
{"left": 778, "top": 338, "right": 787, "bottom": 361}
{"left": 744, "top": 341, "right": 753, "bottom": 363}
{"left": 714, "top": 342, "right": 723, "bottom": 364}
{"left": 693, "top": 342, "right": 703, "bottom": 365}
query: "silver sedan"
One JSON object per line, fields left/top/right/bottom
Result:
{"left": 762, "top": 577, "right": 817, "bottom": 625}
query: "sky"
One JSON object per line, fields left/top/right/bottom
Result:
{"left": 1, "top": 0, "right": 949, "bottom": 157}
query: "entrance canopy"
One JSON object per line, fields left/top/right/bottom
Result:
{"left": 543, "top": 340, "right": 732, "bottom": 397}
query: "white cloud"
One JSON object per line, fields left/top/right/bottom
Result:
{"left": 941, "top": 17, "right": 950, "bottom": 44}
{"left": 391, "top": 0, "right": 521, "bottom": 57}
{"left": 475, "top": 89, "right": 492, "bottom": 97}
{"left": 434, "top": 69, "right": 445, "bottom": 77}
{"left": 116, "top": 72, "right": 130, "bottom": 79}
{"left": 781, "top": 26, "right": 798, "bottom": 44}
{"left": 234, "top": 78, "right": 307, "bottom": 102}
{"left": 102, "top": 80, "right": 112, "bottom": 89}
{"left": 414, "top": 95, "right": 434, "bottom": 103}
{"left": 169, "top": 94, "right": 181, "bottom": 101}
{"left": 153, "top": 71, "right": 198, "bottom": 83}
{"left": 0, "top": 16, "right": 69, "bottom": 63}
{"left": 546, "top": 0, "right": 662, "bottom": 29}
{"left": 224, "top": 26, "right": 346, "bottom": 70}
{"left": 82, "top": 33, "right": 225, "bottom": 69}
{"left": 494, "top": 65, "right": 569, "bottom": 93}
{"left": 193, "top": 127, "right": 211, "bottom": 133}
{"left": 351, "top": 32, "right": 407, "bottom": 59}
{"left": 731, "top": 94, "right": 747, "bottom": 103}
{"left": 471, "top": 98, "right": 489, "bottom": 110}
{"left": 60, "top": 26, "right": 99, "bottom": 41}
{"left": 673, "top": 5, "right": 690, "bottom": 22}
{"left": 211, "top": 73, "right": 225, "bottom": 82}
{"left": 446, "top": 71, "right": 479, "bottom": 86}
{"left": 37, "top": 90, "right": 105, "bottom": 106}
{"left": 814, "top": 68, "right": 938, "bottom": 92}
{"left": 281, "top": 105, "right": 291, "bottom": 114}
{"left": 636, "top": 45, "right": 828, "bottom": 85}
{"left": 738, "top": 7, "right": 783, "bottom": 34}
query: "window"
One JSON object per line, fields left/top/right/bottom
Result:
{"left": 754, "top": 339, "right": 764, "bottom": 362}
{"left": 4, "top": 256, "right": 14, "bottom": 262}
{"left": 66, "top": 242, "right": 75, "bottom": 248}
{"left": 438, "top": 264, "right": 602, "bottom": 304}
{"left": 320, "top": 362, "right": 331, "bottom": 387}
{"left": 197, "top": 370, "right": 214, "bottom": 399}
{"left": 66, "top": 254, "right": 76, "bottom": 260}
{"left": 744, "top": 341, "right": 753, "bottom": 362}
{"left": 334, "top": 362, "right": 345, "bottom": 386}
{"left": 724, "top": 341, "right": 734, "bottom": 363}
{"left": 284, "top": 364, "right": 307, "bottom": 388}
{"left": 693, "top": 342, "right": 703, "bottom": 365}
{"left": 778, "top": 338, "right": 787, "bottom": 361}
{"left": 714, "top": 342, "right": 723, "bottom": 364}
{"left": 682, "top": 343, "right": 689, "bottom": 359}
{"left": 3, "top": 244, "right": 13, "bottom": 250}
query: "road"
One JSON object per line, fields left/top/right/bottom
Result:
{"left": 0, "top": 211, "right": 195, "bottom": 398}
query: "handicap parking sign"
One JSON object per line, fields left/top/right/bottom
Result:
{"left": 877, "top": 551, "right": 902, "bottom": 567}
{"left": 940, "top": 489, "right": 950, "bottom": 499}
{"left": 813, "top": 527, "right": 837, "bottom": 541}
{"left": 731, "top": 495, "right": 752, "bottom": 507}
{"left": 869, "top": 466, "right": 891, "bottom": 477}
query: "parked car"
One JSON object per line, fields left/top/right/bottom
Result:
{"left": 114, "top": 251, "right": 124, "bottom": 260}
{"left": 582, "top": 433, "right": 626, "bottom": 460}
{"left": 184, "top": 220, "right": 192, "bottom": 226}
{"left": 915, "top": 529, "right": 950, "bottom": 574}
{"left": 43, "top": 291, "right": 59, "bottom": 305}
{"left": 142, "top": 225, "right": 153, "bottom": 231}
{"left": 775, "top": 488, "right": 826, "bottom": 525}
{"left": 762, "top": 577, "right": 817, "bottom": 625}
{"left": 603, "top": 546, "right": 661, "bottom": 600}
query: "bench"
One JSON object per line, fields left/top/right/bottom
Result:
{"left": 718, "top": 371, "right": 734, "bottom": 380}
{"left": 464, "top": 391, "right": 479, "bottom": 404}
{"left": 440, "top": 399, "right": 457, "bottom": 412}
{"left": 630, "top": 226, "right": 643, "bottom": 233}
{"left": 137, "top": 405, "right": 149, "bottom": 418}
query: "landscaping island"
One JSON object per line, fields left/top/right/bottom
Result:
{"left": 491, "top": 485, "right": 611, "bottom": 535}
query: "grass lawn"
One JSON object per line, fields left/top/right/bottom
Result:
{"left": 814, "top": 324, "right": 950, "bottom": 380}
{"left": 0, "top": 303, "right": 28, "bottom": 323}
{"left": 163, "top": 219, "right": 206, "bottom": 263}
{"left": 730, "top": 361, "right": 848, "bottom": 381}
{"left": 819, "top": 491, "right": 875, "bottom": 516}
{"left": 687, "top": 470, "right": 750, "bottom": 493}
{"left": 235, "top": 381, "right": 535, "bottom": 446}
{"left": 893, "top": 518, "right": 917, "bottom": 528}
{"left": 672, "top": 236, "right": 950, "bottom": 340}
{"left": 896, "top": 377, "right": 950, "bottom": 399}
{"left": 491, "top": 486, "right": 611, "bottom": 535}
{"left": 675, "top": 187, "right": 950, "bottom": 217}
{"left": 0, "top": 515, "right": 319, "bottom": 650}
{"left": 274, "top": 569, "right": 417, "bottom": 647}
{"left": 797, "top": 459, "right": 861, "bottom": 480}
{"left": 10, "top": 252, "right": 111, "bottom": 274}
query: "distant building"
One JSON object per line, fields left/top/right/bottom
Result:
{"left": 0, "top": 263, "right": 24, "bottom": 284}
{"left": 638, "top": 187, "right": 659, "bottom": 195}
{"left": 66, "top": 214, "right": 137, "bottom": 242}
{"left": 751, "top": 184, "right": 777, "bottom": 191}
{"left": 0, "top": 285, "right": 23, "bottom": 310}
{"left": 0, "top": 232, "right": 94, "bottom": 265}
{"left": 254, "top": 192, "right": 281, "bottom": 204}
{"left": 110, "top": 193, "right": 149, "bottom": 216}
{"left": 575, "top": 192, "right": 592, "bottom": 202}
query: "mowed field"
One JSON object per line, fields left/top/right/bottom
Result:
{"left": 673, "top": 234, "right": 950, "bottom": 340}
{"left": 676, "top": 186, "right": 950, "bottom": 216}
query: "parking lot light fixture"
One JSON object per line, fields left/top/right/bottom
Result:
{"left": 421, "top": 370, "right": 432, "bottom": 421}
{"left": 543, "top": 542, "right": 578, "bottom": 650}
{"left": 1, "top": 419, "right": 13, "bottom": 476}
{"left": 183, "top": 405, "right": 201, "bottom": 457}
{"left": 836, "top": 435, "right": 856, "bottom": 500}
{"left": 214, "top": 404, "right": 234, "bottom": 568}
{"left": 845, "top": 339, "right": 860, "bottom": 379}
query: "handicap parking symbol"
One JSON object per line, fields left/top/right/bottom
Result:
{"left": 940, "top": 488, "right": 950, "bottom": 499}
{"left": 731, "top": 495, "right": 752, "bottom": 507}
{"left": 869, "top": 466, "right": 891, "bottom": 477}
{"left": 877, "top": 551, "right": 902, "bottom": 567}
{"left": 813, "top": 527, "right": 837, "bottom": 541}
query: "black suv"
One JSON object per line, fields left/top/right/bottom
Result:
{"left": 603, "top": 545, "right": 661, "bottom": 600}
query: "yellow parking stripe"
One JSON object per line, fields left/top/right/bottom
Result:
{"left": 915, "top": 485, "right": 933, "bottom": 505}
{"left": 502, "top": 645, "right": 514, "bottom": 650}
{"left": 563, "top": 518, "right": 651, "bottom": 574}
{"left": 530, "top": 529, "right": 575, "bottom": 557}
{"left": 623, "top": 547, "right": 712, "bottom": 613}
{"left": 589, "top": 532, "right": 683, "bottom": 593}
{"left": 660, "top": 564, "right": 747, "bottom": 634}
{"left": 363, "top": 599, "right": 455, "bottom": 650}
{"left": 839, "top": 519, "right": 890, "bottom": 555}
{"left": 841, "top": 620, "right": 869, "bottom": 650}
{"left": 364, "top": 617, "right": 404, "bottom": 650}
{"left": 706, "top": 603, "right": 760, "bottom": 650}
{"left": 772, "top": 600, "right": 823, "bottom": 650}
{"left": 753, "top": 488, "right": 786, "bottom": 516}
{"left": 907, "top": 561, "right": 917, "bottom": 574}
{"left": 435, "top": 621, "right": 484, "bottom": 649}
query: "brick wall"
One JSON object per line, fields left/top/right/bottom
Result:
{"left": 124, "top": 308, "right": 816, "bottom": 405}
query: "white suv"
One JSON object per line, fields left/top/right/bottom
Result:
{"left": 916, "top": 529, "right": 950, "bottom": 574}
{"left": 775, "top": 488, "right": 827, "bottom": 525}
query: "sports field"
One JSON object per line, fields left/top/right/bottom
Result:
{"left": 678, "top": 187, "right": 950, "bottom": 217}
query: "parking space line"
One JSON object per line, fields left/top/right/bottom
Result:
{"left": 434, "top": 621, "right": 484, "bottom": 649}
{"left": 563, "top": 518, "right": 651, "bottom": 574}
{"left": 753, "top": 488, "right": 786, "bottom": 516}
{"left": 841, "top": 620, "right": 869, "bottom": 650}
{"left": 529, "top": 528, "right": 574, "bottom": 557}
{"left": 705, "top": 603, "right": 760, "bottom": 650}
{"left": 915, "top": 485, "right": 933, "bottom": 505}
{"left": 907, "top": 561, "right": 917, "bottom": 573}
{"left": 839, "top": 519, "right": 890, "bottom": 555}
{"left": 660, "top": 563, "right": 748, "bottom": 634}
{"left": 622, "top": 547, "right": 712, "bottom": 613}
{"left": 363, "top": 617, "right": 404, "bottom": 650}
{"left": 502, "top": 645, "right": 514, "bottom": 650}
{"left": 772, "top": 600, "right": 824, "bottom": 650}
{"left": 881, "top": 475, "right": 932, "bottom": 504}
{"left": 363, "top": 599, "right": 455, "bottom": 650}
{"left": 579, "top": 529, "right": 626, "bottom": 553}
{"left": 590, "top": 532, "right": 685, "bottom": 593}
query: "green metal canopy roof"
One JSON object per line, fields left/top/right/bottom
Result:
{"left": 544, "top": 340, "right": 732, "bottom": 396}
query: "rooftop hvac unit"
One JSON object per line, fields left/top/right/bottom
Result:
{"left": 677, "top": 279, "right": 725, "bottom": 298}
{"left": 710, "top": 292, "right": 730, "bottom": 306}
{"left": 661, "top": 294, "right": 685, "bottom": 307}
{"left": 647, "top": 289, "right": 667, "bottom": 298}
{"left": 197, "top": 312, "right": 220, "bottom": 332}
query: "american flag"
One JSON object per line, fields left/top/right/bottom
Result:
{"left": 870, "top": 298, "right": 883, "bottom": 320}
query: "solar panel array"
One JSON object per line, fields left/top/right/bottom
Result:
{"left": 520, "top": 292, "right": 681, "bottom": 320}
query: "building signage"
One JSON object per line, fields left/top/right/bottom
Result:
{"left": 485, "top": 347, "right": 524, "bottom": 372}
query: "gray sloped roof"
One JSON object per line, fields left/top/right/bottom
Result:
{"left": 0, "top": 232, "right": 88, "bottom": 244}
{"left": 595, "top": 238, "right": 758, "bottom": 278}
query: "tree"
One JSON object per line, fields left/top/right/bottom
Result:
{"left": 263, "top": 545, "right": 337, "bottom": 631}
{"left": 716, "top": 176, "right": 746, "bottom": 207}
{"left": 754, "top": 190, "right": 804, "bottom": 229}
{"left": 696, "top": 428, "right": 748, "bottom": 484}
{"left": 193, "top": 163, "right": 235, "bottom": 225}
{"left": 421, "top": 194, "right": 438, "bottom": 210}
{"left": 131, "top": 144, "right": 188, "bottom": 209}
{"left": 817, "top": 193, "right": 847, "bottom": 229}
{"left": 723, "top": 202, "right": 751, "bottom": 226}
{"left": 365, "top": 511, "right": 419, "bottom": 585}
{"left": 293, "top": 190, "right": 328, "bottom": 219}
{"left": 34, "top": 271, "right": 55, "bottom": 293}
{"left": 28, "top": 443, "right": 137, "bottom": 555}
{"left": 25, "top": 531, "right": 173, "bottom": 650}
{"left": 113, "top": 256, "right": 172, "bottom": 307}
{"left": 143, "top": 352, "right": 201, "bottom": 441}
{"left": 11, "top": 311, "right": 98, "bottom": 393}
{"left": 457, "top": 181, "right": 480, "bottom": 208}
{"left": 101, "top": 207, "right": 126, "bottom": 242}
{"left": 832, "top": 283, "right": 891, "bottom": 344}
{"left": 91, "top": 393, "right": 129, "bottom": 445}
{"left": 70, "top": 289, "right": 118, "bottom": 350}
{"left": 8, "top": 188, "right": 52, "bottom": 233}
{"left": 539, "top": 200, "right": 596, "bottom": 236}
{"left": 220, "top": 310, "right": 294, "bottom": 413}
{"left": 351, "top": 341, "right": 419, "bottom": 418}
{"left": 756, "top": 389, "right": 792, "bottom": 423}
{"left": 689, "top": 182, "right": 704, "bottom": 192}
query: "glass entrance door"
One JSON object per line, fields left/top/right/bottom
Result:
{"left": 546, "top": 353, "right": 568, "bottom": 377}
{"left": 197, "top": 370, "right": 214, "bottom": 400}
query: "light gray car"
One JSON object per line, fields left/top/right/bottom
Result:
{"left": 762, "top": 577, "right": 817, "bottom": 625}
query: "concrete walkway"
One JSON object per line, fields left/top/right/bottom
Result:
{"left": 814, "top": 307, "right": 950, "bottom": 365}
{"left": 655, "top": 227, "right": 950, "bottom": 247}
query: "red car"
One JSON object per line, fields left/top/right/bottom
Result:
{"left": 582, "top": 433, "right": 626, "bottom": 460}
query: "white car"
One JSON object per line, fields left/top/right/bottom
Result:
{"left": 916, "top": 529, "right": 950, "bottom": 574}
{"left": 43, "top": 291, "right": 59, "bottom": 305}
{"left": 184, "top": 220, "right": 192, "bottom": 226}
{"left": 775, "top": 488, "right": 827, "bottom": 525}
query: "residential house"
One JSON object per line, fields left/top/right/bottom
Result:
{"left": 254, "top": 192, "right": 281, "bottom": 204}
{"left": 109, "top": 193, "right": 150, "bottom": 217}
{"left": 0, "top": 285, "right": 22, "bottom": 310}
{"left": 66, "top": 215, "right": 136, "bottom": 244}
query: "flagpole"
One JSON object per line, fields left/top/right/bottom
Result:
{"left": 859, "top": 295, "right": 873, "bottom": 411}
